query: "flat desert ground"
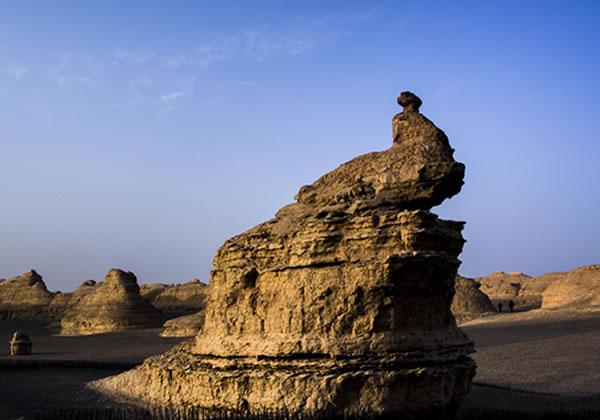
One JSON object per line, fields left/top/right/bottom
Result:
{"left": 1, "top": 310, "right": 600, "bottom": 419}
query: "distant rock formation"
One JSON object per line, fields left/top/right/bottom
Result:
{"left": 160, "top": 311, "right": 205, "bottom": 337}
{"left": 542, "top": 265, "right": 600, "bottom": 310}
{"left": 451, "top": 276, "right": 496, "bottom": 324}
{"left": 141, "top": 279, "right": 209, "bottom": 313}
{"left": 60, "top": 269, "right": 161, "bottom": 335}
{"left": 476, "top": 271, "right": 552, "bottom": 307}
{"left": 0, "top": 270, "right": 57, "bottom": 320}
{"left": 93, "top": 92, "right": 475, "bottom": 418}
{"left": 47, "top": 292, "right": 72, "bottom": 322}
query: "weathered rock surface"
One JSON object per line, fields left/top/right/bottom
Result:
{"left": 141, "top": 279, "right": 209, "bottom": 313}
{"left": 60, "top": 269, "right": 162, "bottom": 335}
{"left": 92, "top": 92, "right": 475, "bottom": 418}
{"left": 9, "top": 330, "right": 33, "bottom": 356}
{"left": 160, "top": 311, "right": 205, "bottom": 337}
{"left": 542, "top": 265, "right": 600, "bottom": 310}
{"left": 476, "top": 271, "right": 553, "bottom": 307}
{"left": 451, "top": 276, "right": 496, "bottom": 324}
{"left": 0, "top": 270, "right": 57, "bottom": 320}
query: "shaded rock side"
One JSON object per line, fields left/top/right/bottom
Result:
{"left": 141, "top": 279, "right": 209, "bottom": 313}
{"left": 476, "top": 271, "right": 553, "bottom": 307}
{"left": 160, "top": 311, "right": 205, "bottom": 337}
{"left": 60, "top": 269, "right": 162, "bottom": 335}
{"left": 451, "top": 276, "right": 496, "bottom": 324}
{"left": 93, "top": 92, "right": 475, "bottom": 418}
{"left": 0, "top": 270, "right": 57, "bottom": 320}
{"left": 542, "top": 264, "right": 600, "bottom": 310}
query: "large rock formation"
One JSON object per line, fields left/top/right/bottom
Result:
{"left": 542, "top": 264, "right": 600, "bottom": 310}
{"left": 93, "top": 92, "right": 475, "bottom": 418}
{"left": 0, "top": 270, "right": 57, "bottom": 320}
{"left": 60, "top": 269, "right": 162, "bottom": 335}
{"left": 476, "top": 271, "right": 552, "bottom": 307}
{"left": 451, "top": 276, "right": 496, "bottom": 324}
{"left": 141, "top": 279, "right": 209, "bottom": 313}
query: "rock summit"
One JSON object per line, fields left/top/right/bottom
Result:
{"left": 60, "top": 268, "right": 161, "bottom": 335}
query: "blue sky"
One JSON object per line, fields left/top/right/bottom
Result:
{"left": 1, "top": 1, "right": 599, "bottom": 290}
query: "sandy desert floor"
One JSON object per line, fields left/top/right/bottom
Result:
{"left": 460, "top": 308, "right": 600, "bottom": 412}
{"left": 1, "top": 310, "right": 599, "bottom": 419}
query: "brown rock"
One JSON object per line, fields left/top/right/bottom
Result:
{"left": 476, "top": 271, "right": 554, "bottom": 307}
{"left": 9, "top": 330, "right": 33, "bottom": 355}
{"left": 92, "top": 92, "right": 475, "bottom": 418}
{"left": 451, "top": 276, "right": 496, "bottom": 324}
{"left": 60, "top": 269, "right": 161, "bottom": 335}
{"left": 141, "top": 279, "right": 209, "bottom": 313}
{"left": 0, "top": 270, "right": 56, "bottom": 320}
{"left": 160, "top": 311, "right": 205, "bottom": 337}
{"left": 542, "top": 264, "right": 600, "bottom": 309}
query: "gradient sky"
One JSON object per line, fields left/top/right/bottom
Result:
{"left": 1, "top": 1, "right": 599, "bottom": 291}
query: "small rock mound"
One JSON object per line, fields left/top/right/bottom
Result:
{"left": 60, "top": 268, "right": 161, "bottom": 335}
{"left": 451, "top": 276, "right": 496, "bottom": 324}
{"left": 160, "top": 312, "right": 205, "bottom": 337}
{"left": 542, "top": 265, "right": 600, "bottom": 310}
{"left": 9, "top": 330, "right": 33, "bottom": 355}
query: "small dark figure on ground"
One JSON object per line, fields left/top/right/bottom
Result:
{"left": 498, "top": 302, "right": 503, "bottom": 313}
{"left": 509, "top": 300, "right": 515, "bottom": 313}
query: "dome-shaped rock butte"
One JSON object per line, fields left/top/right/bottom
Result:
{"left": 0, "top": 270, "right": 59, "bottom": 321}
{"left": 93, "top": 92, "right": 476, "bottom": 418}
{"left": 451, "top": 276, "right": 497, "bottom": 324}
{"left": 60, "top": 268, "right": 161, "bottom": 335}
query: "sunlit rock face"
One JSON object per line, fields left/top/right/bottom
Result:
{"left": 476, "top": 271, "right": 554, "bottom": 307}
{"left": 0, "top": 270, "right": 58, "bottom": 320}
{"left": 93, "top": 92, "right": 475, "bottom": 418}
{"left": 160, "top": 311, "right": 205, "bottom": 337}
{"left": 140, "top": 279, "right": 209, "bottom": 313}
{"left": 60, "top": 268, "right": 161, "bottom": 335}
{"left": 542, "top": 264, "right": 600, "bottom": 309}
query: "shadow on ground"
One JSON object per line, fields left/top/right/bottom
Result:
{"left": 1, "top": 311, "right": 599, "bottom": 419}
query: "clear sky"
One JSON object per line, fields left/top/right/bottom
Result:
{"left": 1, "top": 1, "right": 599, "bottom": 291}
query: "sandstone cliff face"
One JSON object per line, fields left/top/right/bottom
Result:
{"left": 451, "top": 276, "right": 496, "bottom": 324}
{"left": 93, "top": 92, "right": 475, "bottom": 418}
{"left": 141, "top": 279, "right": 209, "bottom": 313}
{"left": 0, "top": 270, "right": 57, "bottom": 320}
{"left": 542, "top": 265, "right": 600, "bottom": 310}
{"left": 60, "top": 269, "right": 161, "bottom": 335}
{"left": 476, "top": 271, "right": 552, "bottom": 307}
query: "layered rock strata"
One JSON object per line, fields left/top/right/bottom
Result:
{"left": 93, "top": 92, "right": 475, "bottom": 418}
{"left": 542, "top": 264, "right": 600, "bottom": 310}
{"left": 0, "top": 270, "right": 57, "bottom": 320}
{"left": 160, "top": 311, "right": 205, "bottom": 337}
{"left": 476, "top": 271, "right": 553, "bottom": 307}
{"left": 60, "top": 269, "right": 161, "bottom": 335}
{"left": 451, "top": 276, "right": 496, "bottom": 324}
{"left": 141, "top": 279, "right": 209, "bottom": 313}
